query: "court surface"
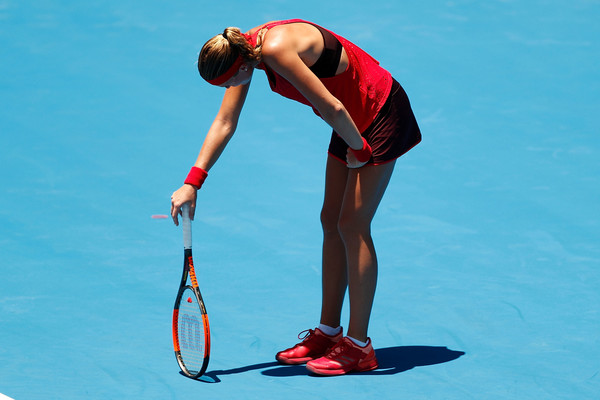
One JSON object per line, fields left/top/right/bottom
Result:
{"left": 1, "top": 1, "right": 599, "bottom": 399}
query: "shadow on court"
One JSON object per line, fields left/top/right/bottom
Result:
{"left": 196, "top": 362, "right": 281, "bottom": 383}
{"left": 197, "top": 346, "right": 464, "bottom": 382}
{"left": 366, "top": 345, "right": 465, "bottom": 376}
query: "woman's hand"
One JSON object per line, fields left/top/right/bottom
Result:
{"left": 170, "top": 184, "right": 198, "bottom": 226}
{"left": 346, "top": 148, "right": 369, "bottom": 168}
{"left": 346, "top": 137, "right": 372, "bottom": 168}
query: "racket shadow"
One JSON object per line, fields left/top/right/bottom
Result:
{"left": 194, "top": 361, "right": 282, "bottom": 383}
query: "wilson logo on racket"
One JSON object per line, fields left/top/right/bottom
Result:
{"left": 179, "top": 314, "right": 204, "bottom": 351}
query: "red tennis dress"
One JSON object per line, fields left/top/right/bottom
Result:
{"left": 248, "top": 19, "right": 421, "bottom": 164}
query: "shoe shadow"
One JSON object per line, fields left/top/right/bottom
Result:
{"left": 194, "top": 345, "right": 465, "bottom": 382}
{"left": 261, "top": 345, "right": 465, "bottom": 377}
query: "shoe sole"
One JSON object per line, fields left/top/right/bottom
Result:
{"left": 276, "top": 355, "right": 315, "bottom": 365}
{"left": 306, "top": 359, "right": 379, "bottom": 376}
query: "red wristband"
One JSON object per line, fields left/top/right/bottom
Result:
{"left": 184, "top": 166, "right": 208, "bottom": 189}
{"left": 350, "top": 137, "right": 372, "bottom": 163}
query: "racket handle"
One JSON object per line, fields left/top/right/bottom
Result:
{"left": 181, "top": 203, "right": 192, "bottom": 249}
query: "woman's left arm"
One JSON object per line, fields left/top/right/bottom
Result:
{"left": 261, "top": 37, "right": 366, "bottom": 159}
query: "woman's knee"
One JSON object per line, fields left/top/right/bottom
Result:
{"left": 337, "top": 211, "right": 371, "bottom": 242}
{"left": 320, "top": 207, "right": 341, "bottom": 236}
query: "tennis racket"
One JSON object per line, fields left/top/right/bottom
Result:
{"left": 172, "top": 203, "right": 210, "bottom": 378}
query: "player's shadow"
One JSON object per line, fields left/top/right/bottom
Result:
{"left": 197, "top": 345, "right": 464, "bottom": 382}
{"left": 366, "top": 345, "right": 465, "bottom": 376}
{"left": 262, "top": 345, "right": 465, "bottom": 377}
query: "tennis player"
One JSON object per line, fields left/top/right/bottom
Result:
{"left": 170, "top": 19, "right": 421, "bottom": 376}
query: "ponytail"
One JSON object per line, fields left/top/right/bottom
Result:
{"left": 198, "top": 27, "right": 260, "bottom": 82}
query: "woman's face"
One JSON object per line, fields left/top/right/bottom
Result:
{"left": 221, "top": 64, "right": 253, "bottom": 88}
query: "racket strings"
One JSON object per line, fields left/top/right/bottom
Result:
{"left": 177, "top": 289, "right": 207, "bottom": 374}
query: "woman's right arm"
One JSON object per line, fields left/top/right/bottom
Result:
{"left": 171, "top": 82, "right": 251, "bottom": 225}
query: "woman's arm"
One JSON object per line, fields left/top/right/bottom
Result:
{"left": 194, "top": 83, "right": 251, "bottom": 170}
{"left": 171, "top": 81, "right": 251, "bottom": 225}
{"left": 260, "top": 30, "right": 365, "bottom": 154}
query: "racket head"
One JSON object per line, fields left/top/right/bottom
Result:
{"left": 173, "top": 283, "right": 210, "bottom": 378}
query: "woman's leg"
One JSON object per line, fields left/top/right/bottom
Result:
{"left": 319, "top": 156, "right": 350, "bottom": 329}
{"left": 319, "top": 155, "right": 396, "bottom": 338}
{"left": 277, "top": 156, "right": 395, "bottom": 367}
{"left": 339, "top": 160, "right": 396, "bottom": 342}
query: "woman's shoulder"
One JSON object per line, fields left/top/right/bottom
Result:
{"left": 246, "top": 20, "right": 279, "bottom": 36}
{"left": 246, "top": 19, "right": 315, "bottom": 36}
{"left": 246, "top": 19, "right": 321, "bottom": 60}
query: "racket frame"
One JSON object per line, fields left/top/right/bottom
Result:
{"left": 172, "top": 203, "right": 210, "bottom": 378}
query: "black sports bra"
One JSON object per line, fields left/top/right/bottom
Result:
{"left": 308, "top": 25, "right": 343, "bottom": 78}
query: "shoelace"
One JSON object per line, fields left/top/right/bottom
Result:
{"left": 326, "top": 340, "right": 353, "bottom": 359}
{"left": 297, "top": 329, "right": 315, "bottom": 341}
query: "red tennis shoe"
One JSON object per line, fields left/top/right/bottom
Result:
{"left": 306, "top": 337, "right": 378, "bottom": 376}
{"left": 276, "top": 328, "right": 343, "bottom": 365}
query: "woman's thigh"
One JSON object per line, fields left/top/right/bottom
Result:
{"left": 339, "top": 160, "right": 396, "bottom": 232}
{"left": 321, "top": 156, "right": 396, "bottom": 232}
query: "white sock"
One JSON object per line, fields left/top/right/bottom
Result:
{"left": 347, "top": 336, "right": 368, "bottom": 347}
{"left": 318, "top": 323, "right": 342, "bottom": 336}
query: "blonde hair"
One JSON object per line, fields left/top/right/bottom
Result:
{"left": 197, "top": 27, "right": 263, "bottom": 81}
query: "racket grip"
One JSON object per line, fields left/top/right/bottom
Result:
{"left": 181, "top": 203, "right": 192, "bottom": 249}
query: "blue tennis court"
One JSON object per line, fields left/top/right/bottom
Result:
{"left": 1, "top": 1, "right": 598, "bottom": 399}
